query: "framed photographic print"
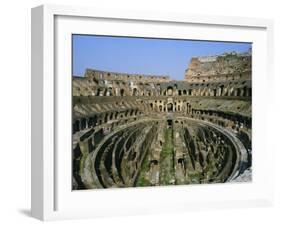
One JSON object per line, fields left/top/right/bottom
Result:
{"left": 31, "top": 4, "right": 274, "bottom": 221}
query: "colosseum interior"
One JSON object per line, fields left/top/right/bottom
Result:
{"left": 72, "top": 50, "right": 252, "bottom": 190}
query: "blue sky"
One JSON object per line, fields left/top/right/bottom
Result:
{"left": 72, "top": 35, "right": 251, "bottom": 80}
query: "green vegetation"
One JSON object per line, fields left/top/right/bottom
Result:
{"left": 135, "top": 149, "right": 151, "bottom": 187}
{"left": 159, "top": 128, "right": 175, "bottom": 185}
{"left": 188, "top": 171, "right": 202, "bottom": 184}
{"left": 78, "top": 141, "right": 90, "bottom": 177}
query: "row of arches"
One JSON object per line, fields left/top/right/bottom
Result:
{"left": 186, "top": 73, "right": 250, "bottom": 83}
{"left": 91, "top": 71, "right": 169, "bottom": 83}
{"left": 191, "top": 109, "right": 251, "bottom": 131}
{"left": 93, "top": 87, "right": 160, "bottom": 97}
{"left": 149, "top": 101, "right": 192, "bottom": 114}
{"left": 73, "top": 100, "right": 192, "bottom": 134}
{"left": 74, "top": 80, "right": 251, "bottom": 98}
{"left": 163, "top": 85, "right": 251, "bottom": 98}
{"left": 73, "top": 109, "right": 142, "bottom": 134}
{"left": 93, "top": 86, "right": 251, "bottom": 98}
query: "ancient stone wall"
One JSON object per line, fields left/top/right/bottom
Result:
{"left": 184, "top": 50, "right": 252, "bottom": 83}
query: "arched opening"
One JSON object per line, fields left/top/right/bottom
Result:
{"left": 104, "top": 113, "right": 108, "bottom": 123}
{"left": 167, "top": 119, "right": 172, "bottom": 127}
{"left": 107, "top": 88, "right": 113, "bottom": 96}
{"left": 132, "top": 88, "right": 137, "bottom": 96}
{"left": 213, "top": 89, "right": 217, "bottom": 97}
{"left": 120, "top": 89, "right": 125, "bottom": 96}
{"left": 178, "top": 90, "right": 182, "bottom": 96}
{"left": 109, "top": 112, "right": 114, "bottom": 120}
{"left": 178, "top": 158, "right": 184, "bottom": 165}
{"left": 183, "top": 90, "right": 187, "bottom": 95}
{"left": 220, "top": 85, "right": 224, "bottom": 96}
{"left": 243, "top": 86, "right": 247, "bottom": 97}
{"left": 150, "top": 160, "right": 158, "bottom": 166}
{"left": 81, "top": 118, "right": 86, "bottom": 130}
{"left": 167, "top": 103, "right": 173, "bottom": 112}
{"left": 167, "top": 86, "right": 173, "bottom": 96}
{"left": 88, "top": 118, "right": 93, "bottom": 127}
{"left": 97, "top": 88, "right": 103, "bottom": 96}
{"left": 236, "top": 88, "right": 241, "bottom": 97}
{"left": 93, "top": 115, "right": 98, "bottom": 126}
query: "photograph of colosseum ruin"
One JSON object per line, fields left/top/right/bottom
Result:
{"left": 72, "top": 35, "right": 252, "bottom": 190}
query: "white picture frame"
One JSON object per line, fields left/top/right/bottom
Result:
{"left": 31, "top": 4, "right": 274, "bottom": 221}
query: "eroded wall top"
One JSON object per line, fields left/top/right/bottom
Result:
{"left": 184, "top": 49, "right": 252, "bottom": 82}
{"left": 84, "top": 69, "right": 171, "bottom": 83}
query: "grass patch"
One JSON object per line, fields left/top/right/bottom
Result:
{"left": 188, "top": 171, "right": 202, "bottom": 183}
{"left": 159, "top": 128, "right": 175, "bottom": 185}
{"left": 136, "top": 149, "right": 151, "bottom": 187}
